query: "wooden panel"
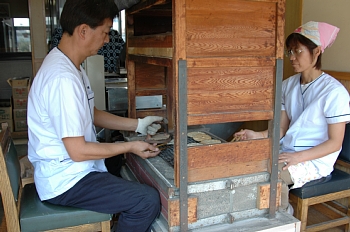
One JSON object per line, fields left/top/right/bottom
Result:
{"left": 173, "top": 0, "right": 187, "bottom": 187}
{"left": 29, "top": 0, "right": 47, "bottom": 77}
{"left": 188, "top": 159, "right": 268, "bottom": 182}
{"left": 187, "top": 66, "right": 274, "bottom": 114}
{"left": 276, "top": 0, "right": 286, "bottom": 59}
{"left": 33, "top": 58, "right": 44, "bottom": 76}
{"left": 325, "top": 70, "right": 350, "bottom": 81}
{"left": 166, "top": 66, "right": 175, "bottom": 130}
{"left": 136, "top": 88, "right": 167, "bottom": 96}
{"left": 188, "top": 111, "right": 273, "bottom": 125}
{"left": 324, "top": 70, "right": 350, "bottom": 93}
{"left": 187, "top": 57, "right": 275, "bottom": 68}
{"left": 168, "top": 196, "right": 198, "bottom": 227}
{"left": 185, "top": 139, "right": 270, "bottom": 182}
{"left": 136, "top": 108, "right": 167, "bottom": 119}
{"left": 21, "top": 177, "right": 34, "bottom": 187}
{"left": 44, "top": 222, "right": 106, "bottom": 232}
{"left": 128, "top": 47, "right": 173, "bottom": 58}
{"left": 186, "top": 0, "right": 278, "bottom": 57}
{"left": 128, "top": 54, "right": 172, "bottom": 67}
{"left": 257, "top": 182, "right": 282, "bottom": 209}
{"left": 128, "top": 33, "right": 172, "bottom": 48}
{"left": 338, "top": 80, "right": 350, "bottom": 92}
{"left": 127, "top": 61, "right": 136, "bottom": 118}
{"left": 135, "top": 63, "right": 166, "bottom": 89}
{"left": 187, "top": 139, "right": 270, "bottom": 169}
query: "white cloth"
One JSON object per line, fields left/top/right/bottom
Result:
{"left": 27, "top": 48, "right": 107, "bottom": 200}
{"left": 281, "top": 72, "right": 350, "bottom": 188}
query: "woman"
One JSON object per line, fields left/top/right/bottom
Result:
{"left": 234, "top": 21, "right": 350, "bottom": 214}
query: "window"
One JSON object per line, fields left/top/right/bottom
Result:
{"left": 0, "top": 17, "right": 31, "bottom": 60}
{"left": 113, "top": 10, "right": 126, "bottom": 41}
{"left": 1, "top": 18, "right": 30, "bottom": 53}
{"left": 13, "top": 18, "right": 30, "bottom": 52}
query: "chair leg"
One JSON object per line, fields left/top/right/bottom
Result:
{"left": 101, "top": 220, "right": 111, "bottom": 232}
{"left": 346, "top": 197, "right": 350, "bottom": 232}
{"left": 295, "top": 197, "right": 309, "bottom": 232}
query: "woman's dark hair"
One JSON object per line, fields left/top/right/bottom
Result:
{"left": 60, "top": 0, "right": 119, "bottom": 35}
{"left": 285, "top": 33, "right": 322, "bottom": 70}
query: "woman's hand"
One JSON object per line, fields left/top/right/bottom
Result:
{"left": 232, "top": 129, "right": 266, "bottom": 141}
{"left": 278, "top": 152, "right": 301, "bottom": 170}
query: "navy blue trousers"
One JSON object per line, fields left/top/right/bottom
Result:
{"left": 47, "top": 171, "right": 160, "bottom": 232}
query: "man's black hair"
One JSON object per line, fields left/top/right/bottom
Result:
{"left": 60, "top": 0, "right": 119, "bottom": 35}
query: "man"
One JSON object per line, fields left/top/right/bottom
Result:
{"left": 27, "top": 0, "right": 162, "bottom": 231}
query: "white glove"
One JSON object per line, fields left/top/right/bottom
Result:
{"left": 135, "top": 116, "right": 163, "bottom": 135}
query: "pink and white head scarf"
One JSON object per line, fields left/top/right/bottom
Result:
{"left": 294, "top": 21, "right": 340, "bottom": 53}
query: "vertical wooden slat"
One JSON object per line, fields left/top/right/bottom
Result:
{"left": 173, "top": 0, "right": 187, "bottom": 188}
{"left": 127, "top": 60, "right": 136, "bottom": 119}
{"left": 276, "top": 0, "right": 286, "bottom": 59}
{"left": 168, "top": 197, "right": 198, "bottom": 227}
{"left": 0, "top": 128, "right": 21, "bottom": 232}
{"left": 173, "top": 0, "right": 188, "bottom": 230}
{"left": 166, "top": 66, "right": 174, "bottom": 130}
{"left": 28, "top": 0, "right": 47, "bottom": 77}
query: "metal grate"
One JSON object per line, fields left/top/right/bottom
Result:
{"left": 158, "top": 136, "right": 198, "bottom": 166}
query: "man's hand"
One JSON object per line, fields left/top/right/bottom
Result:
{"left": 131, "top": 141, "right": 161, "bottom": 159}
{"left": 135, "top": 116, "right": 163, "bottom": 135}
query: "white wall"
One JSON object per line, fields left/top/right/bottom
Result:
{"left": 303, "top": 0, "right": 350, "bottom": 72}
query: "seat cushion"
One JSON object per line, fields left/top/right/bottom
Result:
{"left": 290, "top": 168, "right": 350, "bottom": 199}
{"left": 20, "top": 183, "right": 111, "bottom": 232}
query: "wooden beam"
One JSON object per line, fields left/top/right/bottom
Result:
{"left": 324, "top": 70, "right": 350, "bottom": 81}
{"left": 168, "top": 197, "right": 197, "bottom": 227}
{"left": 129, "top": 54, "right": 172, "bottom": 67}
{"left": 188, "top": 111, "right": 274, "bottom": 125}
{"left": 128, "top": 33, "right": 172, "bottom": 48}
{"left": 187, "top": 57, "right": 275, "bottom": 68}
{"left": 188, "top": 159, "right": 268, "bottom": 183}
{"left": 127, "top": 0, "right": 170, "bottom": 14}
{"left": 257, "top": 182, "right": 282, "bottom": 209}
{"left": 187, "top": 139, "right": 270, "bottom": 170}
{"left": 128, "top": 47, "right": 173, "bottom": 58}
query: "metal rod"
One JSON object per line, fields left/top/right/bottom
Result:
{"left": 269, "top": 58, "right": 283, "bottom": 218}
{"left": 178, "top": 59, "right": 188, "bottom": 231}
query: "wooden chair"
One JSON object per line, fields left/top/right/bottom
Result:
{"left": 0, "top": 126, "right": 111, "bottom": 232}
{"left": 290, "top": 123, "right": 350, "bottom": 231}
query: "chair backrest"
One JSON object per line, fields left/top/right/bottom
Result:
{"left": 0, "top": 127, "right": 22, "bottom": 231}
{"left": 338, "top": 123, "right": 350, "bottom": 162}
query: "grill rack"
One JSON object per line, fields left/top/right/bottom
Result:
{"left": 158, "top": 136, "right": 198, "bottom": 166}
